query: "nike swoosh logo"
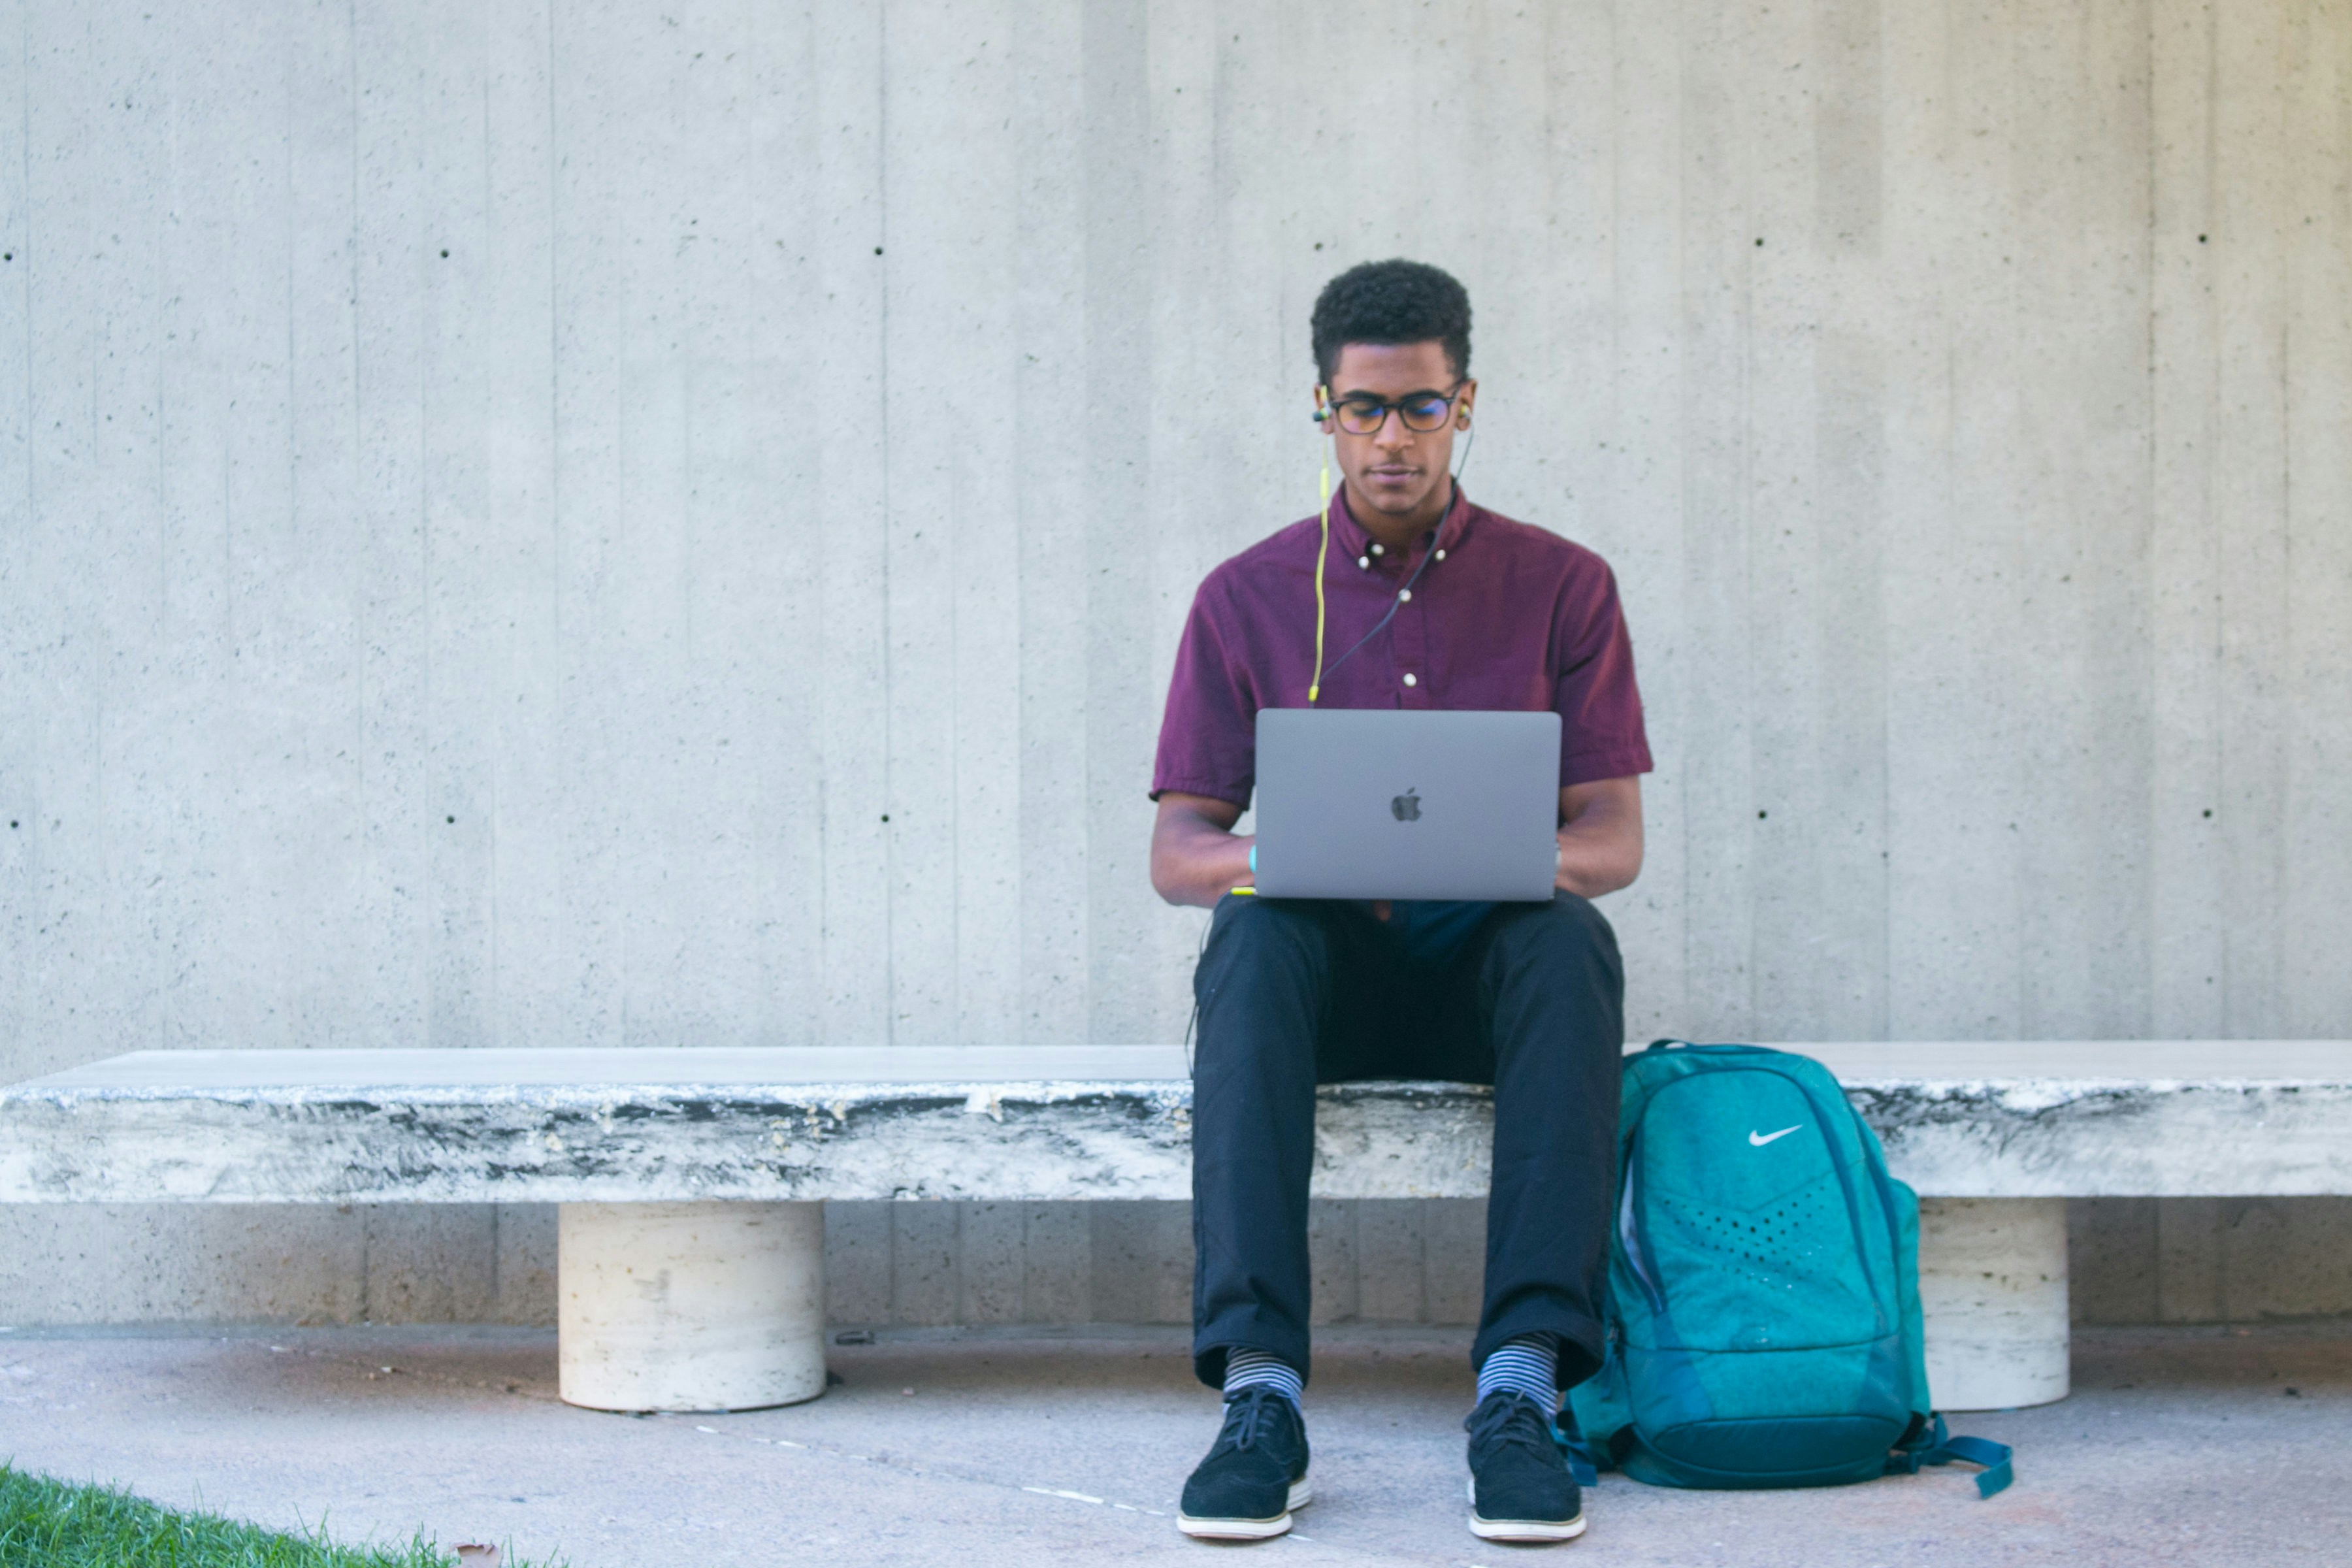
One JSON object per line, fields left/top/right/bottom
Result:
{"left": 1748, "top": 1125, "right": 1801, "bottom": 1147}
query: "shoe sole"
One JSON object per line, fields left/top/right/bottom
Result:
{"left": 1177, "top": 1480, "right": 1313, "bottom": 1541}
{"left": 1466, "top": 1477, "right": 1586, "bottom": 1542}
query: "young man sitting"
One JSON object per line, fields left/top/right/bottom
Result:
{"left": 1148, "top": 259, "right": 1652, "bottom": 1544}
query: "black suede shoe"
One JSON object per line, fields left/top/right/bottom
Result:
{"left": 1177, "top": 1386, "right": 1312, "bottom": 1541}
{"left": 1465, "top": 1390, "right": 1586, "bottom": 1542}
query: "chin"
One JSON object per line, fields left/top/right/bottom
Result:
{"left": 1365, "top": 483, "right": 1440, "bottom": 516}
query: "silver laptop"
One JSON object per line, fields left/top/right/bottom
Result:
{"left": 1251, "top": 709, "right": 1561, "bottom": 900}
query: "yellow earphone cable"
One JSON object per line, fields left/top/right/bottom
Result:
{"left": 1309, "top": 459, "right": 1331, "bottom": 704}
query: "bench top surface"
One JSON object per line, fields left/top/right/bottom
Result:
{"left": 14, "top": 1039, "right": 2351, "bottom": 1096}
{"left": 7, "top": 1042, "right": 2351, "bottom": 1203}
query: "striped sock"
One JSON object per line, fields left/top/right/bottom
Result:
{"left": 1477, "top": 1333, "right": 1560, "bottom": 1413}
{"left": 1222, "top": 1347, "right": 1304, "bottom": 1409}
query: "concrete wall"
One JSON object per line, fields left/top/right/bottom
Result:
{"left": 2, "top": 0, "right": 2347, "bottom": 1329}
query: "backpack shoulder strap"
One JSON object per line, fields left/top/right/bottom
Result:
{"left": 1887, "top": 1414, "right": 2015, "bottom": 1498}
{"left": 1551, "top": 1426, "right": 1601, "bottom": 1487}
{"left": 1550, "top": 1403, "right": 1606, "bottom": 1485}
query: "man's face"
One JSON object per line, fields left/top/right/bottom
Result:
{"left": 1318, "top": 340, "right": 1476, "bottom": 523}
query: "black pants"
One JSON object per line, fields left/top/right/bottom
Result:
{"left": 1188, "top": 891, "right": 1624, "bottom": 1393}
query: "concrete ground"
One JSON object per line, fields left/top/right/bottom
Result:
{"left": 0, "top": 1323, "right": 2346, "bottom": 1568}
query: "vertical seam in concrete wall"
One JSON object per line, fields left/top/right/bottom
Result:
{"left": 14, "top": 5, "right": 27, "bottom": 983}
{"left": 2201, "top": 0, "right": 2227, "bottom": 1026}
{"left": 416, "top": 10, "right": 437, "bottom": 1046}
{"left": 10, "top": 2, "right": 27, "bottom": 1086}
{"left": 2274, "top": 318, "right": 2290, "bottom": 1004}
{"left": 544, "top": 0, "right": 561, "bottom": 769}
{"left": 546, "top": 0, "right": 570, "bottom": 1060}
{"left": 481, "top": 14, "right": 501, "bottom": 1051}
{"left": 879, "top": 6, "right": 895, "bottom": 1047}
{"left": 1671, "top": 3, "right": 1693, "bottom": 1035}
{"left": 344, "top": 0, "right": 363, "bottom": 1021}
{"left": 14, "top": 0, "right": 23, "bottom": 572}
{"left": 2142, "top": 0, "right": 2157, "bottom": 1019}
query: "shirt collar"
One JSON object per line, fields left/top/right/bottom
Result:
{"left": 1332, "top": 479, "right": 1474, "bottom": 565}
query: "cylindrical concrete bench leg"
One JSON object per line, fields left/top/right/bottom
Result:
{"left": 1918, "top": 1196, "right": 2070, "bottom": 1411}
{"left": 558, "top": 1200, "right": 827, "bottom": 1413}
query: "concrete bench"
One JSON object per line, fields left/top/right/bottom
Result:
{"left": 4, "top": 1041, "right": 2345, "bottom": 1416}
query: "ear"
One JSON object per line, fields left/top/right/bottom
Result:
{"left": 1454, "top": 378, "right": 1478, "bottom": 429}
{"left": 1313, "top": 382, "right": 1336, "bottom": 431}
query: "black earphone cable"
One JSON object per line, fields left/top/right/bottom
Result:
{"left": 1315, "top": 479, "right": 1454, "bottom": 685}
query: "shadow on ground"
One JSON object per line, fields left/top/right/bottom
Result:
{"left": 0, "top": 1322, "right": 2345, "bottom": 1566}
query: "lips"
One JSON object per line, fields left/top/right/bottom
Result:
{"left": 1367, "top": 466, "right": 1420, "bottom": 485}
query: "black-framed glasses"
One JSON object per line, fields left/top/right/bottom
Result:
{"left": 1325, "top": 383, "right": 1465, "bottom": 436}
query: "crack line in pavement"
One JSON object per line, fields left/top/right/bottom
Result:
{"left": 261, "top": 1345, "right": 1188, "bottom": 1526}
{"left": 671, "top": 1409, "right": 1178, "bottom": 1520}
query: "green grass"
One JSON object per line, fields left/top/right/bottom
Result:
{"left": 0, "top": 1467, "right": 527, "bottom": 1568}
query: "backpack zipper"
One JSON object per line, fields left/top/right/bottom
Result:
{"left": 1617, "top": 1143, "right": 1669, "bottom": 1313}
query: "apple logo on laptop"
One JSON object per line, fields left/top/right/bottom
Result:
{"left": 1391, "top": 787, "right": 1422, "bottom": 823}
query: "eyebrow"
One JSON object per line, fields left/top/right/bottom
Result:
{"left": 1333, "top": 387, "right": 1453, "bottom": 401}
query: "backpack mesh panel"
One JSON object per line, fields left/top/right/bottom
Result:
{"left": 1646, "top": 1176, "right": 1881, "bottom": 1346}
{"left": 1652, "top": 1181, "right": 1843, "bottom": 1288}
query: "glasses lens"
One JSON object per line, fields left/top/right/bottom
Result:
{"left": 1335, "top": 399, "right": 1388, "bottom": 434}
{"left": 1397, "top": 395, "right": 1453, "bottom": 431}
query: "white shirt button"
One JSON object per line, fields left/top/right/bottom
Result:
{"left": 1370, "top": 542, "right": 1384, "bottom": 555}
{"left": 1435, "top": 549, "right": 1446, "bottom": 561}
{"left": 1357, "top": 555, "right": 1369, "bottom": 569}
{"left": 1397, "top": 589, "right": 1413, "bottom": 602}
{"left": 1402, "top": 673, "right": 1418, "bottom": 687}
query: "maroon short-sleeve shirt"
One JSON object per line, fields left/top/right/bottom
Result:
{"left": 1151, "top": 485, "right": 1652, "bottom": 808}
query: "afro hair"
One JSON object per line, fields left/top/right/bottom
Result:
{"left": 1309, "top": 259, "right": 1472, "bottom": 385}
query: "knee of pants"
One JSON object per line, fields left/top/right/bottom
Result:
{"left": 1493, "top": 891, "right": 1621, "bottom": 971}
{"left": 1192, "top": 898, "right": 1339, "bottom": 1072}
{"left": 1199, "top": 894, "right": 1337, "bottom": 985}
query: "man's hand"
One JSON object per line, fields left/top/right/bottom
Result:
{"left": 1152, "top": 777, "right": 1642, "bottom": 909}
{"left": 1556, "top": 776, "right": 1644, "bottom": 898}
{"left": 1151, "top": 792, "right": 1254, "bottom": 909}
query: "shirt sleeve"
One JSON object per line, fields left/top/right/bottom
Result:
{"left": 1554, "top": 561, "right": 1655, "bottom": 786}
{"left": 1150, "top": 578, "right": 1260, "bottom": 808}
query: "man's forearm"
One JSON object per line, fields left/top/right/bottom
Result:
{"left": 1554, "top": 776, "right": 1644, "bottom": 899}
{"left": 1151, "top": 794, "right": 1254, "bottom": 908}
{"left": 1156, "top": 830, "right": 1252, "bottom": 907}
{"left": 1555, "top": 824, "right": 1638, "bottom": 899}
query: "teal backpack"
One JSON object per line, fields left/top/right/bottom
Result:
{"left": 1565, "top": 1041, "right": 2013, "bottom": 1497}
